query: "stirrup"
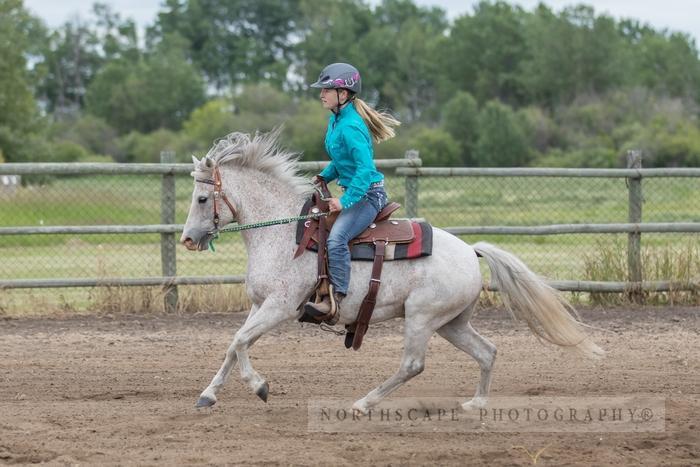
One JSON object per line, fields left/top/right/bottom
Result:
{"left": 300, "top": 285, "right": 339, "bottom": 325}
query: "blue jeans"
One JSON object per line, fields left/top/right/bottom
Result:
{"left": 327, "top": 185, "right": 388, "bottom": 295}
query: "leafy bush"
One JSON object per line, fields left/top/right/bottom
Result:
{"left": 49, "top": 141, "right": 90, "bottom": 162}
{"left": 48, "top": 115, "right": 119, "bottom": 158}
{"left": 284, "top": 99, "right": 329, "bottom": 160}
{"left": 517, "top": 106, "right": 561, "bottom": 154}
{"left": 75, "top": 153, "right": 114, "bottom": 163}
{"left": 533, "top": 146, "right": 618, "bottom": 168}
{"left": 234, "top": 83, "right": 293, "bottom": 115}
{"left": 441, "top": 91, "right": 479, "bottom": 164}
{"left": 624, "top": 114, "right": 700, "bottom": 167}
{"left": 116, "top": 129, "right": 180, "bottom": 163}
{"left": 408, "top": 126, "right": 460, "bottom": 166}
{"left": 182, "top": 99, "right": 237, "bottom": 148}
{"left": 473, "top": 100, "right": 532, "bottom": 166}
{"left": 373, "top": 131, "right": 412, "bottom": 160}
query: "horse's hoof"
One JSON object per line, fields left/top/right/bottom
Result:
{"left": 462, "top": 397, "right": 487, "bottom": 411}
{"left": 352, "top": 400, "right": 369, "bottom": 415}
{"left": 255, "top": 382, "right": 269, "bottom": 403}
{"left": 195, "top": 395, "right": 216, "bottom": 408}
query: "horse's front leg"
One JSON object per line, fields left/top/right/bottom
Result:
{"left": 198, "top": 297, "right": 296, "bottom": 407}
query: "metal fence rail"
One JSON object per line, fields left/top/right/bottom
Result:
{"left": 1, "top": 150, "right": 698, "bottom": 309}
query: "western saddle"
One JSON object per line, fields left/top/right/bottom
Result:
{"left": 294, "top": 182, "right": 415, "bottom": 350}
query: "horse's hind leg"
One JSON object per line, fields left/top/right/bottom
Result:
{"left": 351, "top": 293, "right": 475, "bottom": 414}
{"left": 437, "top": 308, "right": 497, "bottom": 410}
{"left": 352, "top": 320, "right": 433, "bottom": 414}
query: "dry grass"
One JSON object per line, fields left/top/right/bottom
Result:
{"left": 176, "top": 284, "right": 251, "bottom": 313}
{"left": 92, "top": 283, "right": 251, "bottom": 315}
{"left": 583, "top": 239, "right": 699, "bottom": 305}
{"left": 0, "top": 284, "right": 251, "bottom": 318}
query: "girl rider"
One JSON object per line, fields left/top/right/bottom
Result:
{"left": 304, "top": 62, "right": 400, "bottom": 324}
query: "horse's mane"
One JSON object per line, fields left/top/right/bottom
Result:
{"left": 195, "top": 129, "right": 312, "bottom": 196}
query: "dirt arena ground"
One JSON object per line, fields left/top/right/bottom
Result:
{"left": 1, "top": 306, "right": 698, "bottom": 466}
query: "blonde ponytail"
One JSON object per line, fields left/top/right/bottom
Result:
{"left": 353, "top": 98, "right": 401, "bottom": 144}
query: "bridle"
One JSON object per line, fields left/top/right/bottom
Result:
{"left": 190, "top": 165, "right": 329, "bottom": 252}
{"left": 195, "top": 165, "right": 238, "bottom": 232}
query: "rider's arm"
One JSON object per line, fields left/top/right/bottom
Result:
{"left": 319, "top": 161, "right": 338, "bottom": 183}
{"left": 339, "top": 124, "right": 373, "bottom": 209}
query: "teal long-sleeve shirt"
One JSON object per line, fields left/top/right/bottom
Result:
{"left": 318, "top": 102, "right": 384, "bottom": 209}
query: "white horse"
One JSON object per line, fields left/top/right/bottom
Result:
{"left": 181, "top": 131, "right": 604, "bottom": 413}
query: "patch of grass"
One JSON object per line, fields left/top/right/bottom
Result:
{"left": 177, "top": 284, "right": 250, "bottom": 314}
{"left": 583, "top": 239, "right": 699, "bottom": 305}
{"left": 0, "top": 284, "right": 251, "bottom": 318}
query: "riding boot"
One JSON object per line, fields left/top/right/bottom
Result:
{"left": 303, "top": 286, "right": 343, "bottom": 325}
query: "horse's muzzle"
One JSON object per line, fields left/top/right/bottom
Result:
{"left": 182, "top": 237, "right": 199, "bottom": 251}
{"left": 181, "top": 229, "right": 212, "bottom": 251}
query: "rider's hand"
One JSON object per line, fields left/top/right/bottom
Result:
{"left": 328, "top": 198, "right": 342, "bottom": 212}
{"left": 311, "top": 175, "right": 324, "bottom": 185}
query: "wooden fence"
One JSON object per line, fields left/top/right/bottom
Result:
{"left": 0, "top": 154, "right": 421, "bottom": 310}
{"left": 1, "top": 150, "right": 698, "bottom": 309}
{"left": 397, "top": 151, "right": 700, "bottom": 300}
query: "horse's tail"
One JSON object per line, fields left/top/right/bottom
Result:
{"left": 473, "top": 241, "right": 604, "bottom": 360}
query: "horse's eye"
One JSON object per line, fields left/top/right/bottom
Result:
{"left": 198, "top": 195, "right": 208, "bottom": 204}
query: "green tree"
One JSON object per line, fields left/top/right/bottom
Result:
{"left": 92, "top": 3, "right": 140, "bottom": 62}
{"left": 633, "top": 32, "right": 700, "bottom": 101}
{"left": 0, "top": 0, "right": 42, "bottom": 162}
{"left": 32, "top": 19, "right": 103, "bottom": 114}
{"left": 31, "top": 4, "right": 139, "bottom": 114}
{"left": 150, "top": 0, "right": 301, "bottom": 89}
{"left": 390, "top": 18, "right": 443, "bottom": 121}
{"left": 520, "top": 5, "right": 627, "bottom": 107}
{"left": 474, "top": 100, "right": 531, "bottom": 166}
{"left": 440, "top": 1, "right": 528, "bottom": 106}
{"left": 296, "top": 0, "right": 374, "bottom": 93}
{"left": 297, "top": 0, "right": 448, "bottom": 119}
{"left": 441, "top": 91, "right": 479, "bottom": 164}
{"left": 86, "top": 45, "right": 205, "bottom": 133}
{"left": 368, "top": 0, "right": 447, "bottom": 118}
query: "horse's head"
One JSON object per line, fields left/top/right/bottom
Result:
{"left": 181, "top": 130, "right": 312, "bottom": 251}
{"left": 181, "top": 155, "right": 237, "bottom": 251}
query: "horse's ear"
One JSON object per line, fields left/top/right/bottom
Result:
{"left": 191, "top": 155, "right": 199, "bottom": 165}
{"left": 204, "top": 158, "right": 213, "bottom": 168}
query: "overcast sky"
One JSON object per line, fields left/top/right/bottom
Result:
{"left": 23, "top": 0, "right": 700, "bottom": 45}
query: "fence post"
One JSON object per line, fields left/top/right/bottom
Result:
{"left": 404, "top": 149, "right": 419, "bottom": 218}
{"left": 627, "top": 150, "right": 643, "bottom": 302}
{"left": 160, "top": 150, "right": 178, "bottom": 312}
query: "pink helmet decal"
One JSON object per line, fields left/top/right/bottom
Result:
{"left": 329, "top": 72, "right": 360, "bottom": 88}
{"left": 310, "top": 64, "right": 361, "bottom": 93}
